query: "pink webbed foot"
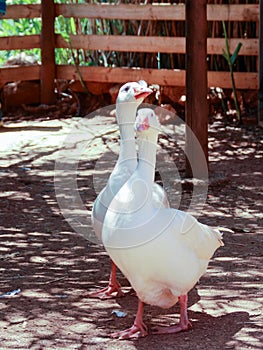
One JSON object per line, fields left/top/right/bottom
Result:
{"left": 88, "top": 261, "right": 125, "bottom": 299}
{"left": 111, "top": 300, "right": 147, "bottom": 340}
{"left": 151, "top": 319, "right": 192, "bottom": 335}
{"left": 88, "top": 281, "right": 124, "bottom": 300}
{"left": 152, "top": 294, "right": 192, "bottom": 335}
{"left": 111, "top": 321, "right": 148, "bottom": 340}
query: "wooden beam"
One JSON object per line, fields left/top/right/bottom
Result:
{"left": 0, "top": 34, "right": 258, "bottom": 57}
{"left": 4, "top": 4, "right": 41, "bottom": 19}
{"left": 56, "top": 3, "right": 185, "bottom": 21}
{"left": 185, "top": 0, "right": 208, "bottom": 179}
{"left": 207, "top": 38, "right": 258, "bottom": 56}
{"left": 56, "top": 65, "right": 185, "bottom": 86}
{"left": 56, "top": 66, "right": 258, "bottom": 89}
{"left": 0, "top": 66, "right": 40, "bottom": 85}
{"left": 56, "top": 34, "right": 258, "bottom": 56}
{"left": 0, "top": 35, "right": 40, "bottom": 50}
{"left": 3, "top": 3, "right": 259, "bottom": 22}
{"left": 0, "top": 65, "right": 258, "bottom": 90}
{"left": 40, "top": 0, "right": 56, "bottom": 104}
{"left": 207, "top": 4, "right": 259, "bottom": 22}
{"left": 56, "top": 35, "right": 186, "bottom": 54}
{"left": 55, "top": 3, "right": 259, "bottom": 22}
{"left": 208, "top": 71, "right": 258, "bottom": 90}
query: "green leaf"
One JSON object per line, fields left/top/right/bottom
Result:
{"left": 230, "top": 42, "right": 242, "bottom": 65}
{"left": 69, "top": 18, "right": 76, "bottom": 35}
{"left": 222, "top": 49, "right": 230, "bottom": 63}
{"left": 222, "top": 21, "right": 230, "bottom": 55}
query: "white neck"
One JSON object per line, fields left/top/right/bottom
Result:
{"left": 137, "top": 133, "right": 158, "bottom": 185}
{"left": 115, "top": 102, "right": 138, "bottom": 171}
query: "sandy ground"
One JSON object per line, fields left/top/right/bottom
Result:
{"left": 0, "top": 113, "right": 262, "bottom": 349}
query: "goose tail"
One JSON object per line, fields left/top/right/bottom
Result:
{"left": 212, "top": 228, "right": 224, "bottom": 247}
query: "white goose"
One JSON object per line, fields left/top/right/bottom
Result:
{"left": 102, "top": 108, "right": 224, "bottom": 339}
{"left": 90, "top": 83, "right": 169, "bottom": 299}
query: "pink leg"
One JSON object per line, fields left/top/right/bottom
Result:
{"left": 111, "top": 300, "right": 148, "bottom": 340}
{"left": 88, "top": 260, "right": 124, "bottom": 299}
{"left": 152, "top": 294, "right": 192, "bottom": 334}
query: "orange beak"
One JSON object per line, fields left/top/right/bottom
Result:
{"left": 134, "top": 86, "right": 153, "bottom": 100}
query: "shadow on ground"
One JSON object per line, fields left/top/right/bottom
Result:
{"left": 0, "top": 116, "right": 262, "bottom": 349}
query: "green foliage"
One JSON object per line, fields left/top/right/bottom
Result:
{"left": 0, "top": 1, "right": 259, "bottom": 75}
{"left": 6, "top": 0, "right": 40, "bottom": 4}
{"left": 230, "top": 43, "right": 243, "bottom": 65}
{"left": 222, "top": 20, "right": 242, "bottom": 123}
{"left": 0, "top": 1, "right": 41, "bottom": 65}
{"left": 0, "top": 15, "right": 41, "bottom": 65}
{"left": 0, "top": 1, "right": 85, "bottom": 65}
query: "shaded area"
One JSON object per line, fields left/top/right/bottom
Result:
{"left": 0, "top": 115, "right": 262, "bottom": 349}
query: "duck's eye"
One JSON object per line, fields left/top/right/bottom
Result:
{"left": 123, "top": 86, "right": 130, "bottom": 92}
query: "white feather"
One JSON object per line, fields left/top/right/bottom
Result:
{"left": 102, "top": 108, "right": 224, "bottom": 310}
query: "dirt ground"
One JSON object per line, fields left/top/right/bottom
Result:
{"left": 0, "top": 111, "right": 262, "bottom": 350}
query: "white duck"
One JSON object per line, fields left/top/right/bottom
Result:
{"left": 102, "top": 108, "right": 224, "bottom": 339}
{"left": 90, "top": 82, "right": 169, "bottom": 299}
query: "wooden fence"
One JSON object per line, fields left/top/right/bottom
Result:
{"left": 0, "top": 2, "right": 260, "bottom": 104}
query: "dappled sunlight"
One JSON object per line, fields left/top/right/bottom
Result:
{"left": 0, "top": 221, "right": 120, "bottom": 348}
{"left": 0, "top": 190, "right": 33, "bottom": 201}
{"left": 0, "top": 113, "right": 262, "bottom": 349}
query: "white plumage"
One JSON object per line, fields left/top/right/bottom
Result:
{"left": 90, "top": 83, "right": 169, "bottom": 299}
{"left": 91, "top": 81, "right": 152, "bottom": 241}
{"left": 102, "top": 108, "right": 223, "bottom": 339}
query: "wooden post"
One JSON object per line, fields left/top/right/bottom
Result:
{"left": 40, "top": 0, "right": 56, "bottom": 104}
{"left": 185, "top": 0, "right": 208, "bottom": 178}
{"left": 259, "top": 0, "right": 263, "bottom": 126}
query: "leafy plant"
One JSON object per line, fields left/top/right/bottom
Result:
{"left": 222, "top": 20, "right": 243, "bottom": 123}
{"left": 0, "top": 1, "right": 258, "bottom": 81}
{"left": 0, "top": 1, "right": 41, "bottom": 65}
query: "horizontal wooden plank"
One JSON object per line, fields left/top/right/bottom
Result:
{"left": 56, "top": 35, "right": 185, "bottom": 54}
{"left": 208, "top": 38, "right": 258, "bottom": 56}
{"left": 208, "top": 4, "right": 259, "bottom": 22}
{"left": 56, "top": 34, "right": 258, "bottom": 56}
{"left": 0, "top": 65, "right": 258, "bottom": 90}
{"left": 56, "top": 65, "right": 258, "bottom": 89}
{"left": 56, "top": 3, "right": 259, "bottom": 22}
{"left": 56, "top": 3, "right": 185, "bottom": 21}
{"left": 0, "top": 33, "right": 258, "bottom": 56}
{"left": 4, "top": 4, "right": 41, "bottom": 19}
{"left": 0, "top": 35, "right": 40, "bottom": 51}
{"left": 56, "top": 65, "right": 186, "bottom": 87}
{"left": 4, "top": 3, "right": 259, "bottom": 22}
{"left": 208, "top": 71, "right": 258, "bottom": 90}
{"left": 0, "top": 65, "right": 40, "bottom": 85}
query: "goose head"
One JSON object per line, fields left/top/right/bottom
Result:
{"left": 117, "top": 81, "right": 152, "bottom": 105}
{"left": 135, "top": 108, "right": 161, "bottom": 139}
{"left": 116, "top": 81, "right": 152, "bottom": 124}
